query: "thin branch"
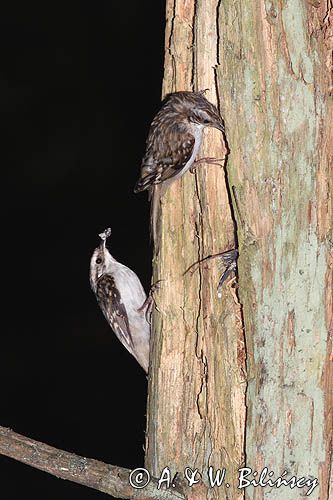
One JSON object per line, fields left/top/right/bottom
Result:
{"left": 0, "top": 426, "right": 185, "bottom": 500}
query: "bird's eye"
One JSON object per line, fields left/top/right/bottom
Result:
{"left": 203, "top": 118, "right": 210, "bottom": 124}
{"left": 96, "top": 258, "right": 102, "bottom": 264}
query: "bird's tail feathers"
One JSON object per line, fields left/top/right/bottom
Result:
{"left": 150, "top": 184, "right": 163, "bottom": 254}
{"left": 134, "top": 172, "right": 155, "bottom": 194}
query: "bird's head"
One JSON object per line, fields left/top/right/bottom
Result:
{"left": 90, "top": 227, "right": 113, "bottom": 292}
{"left": 188, "top": 91, "right": 225, "bottom": 132}
{"left": 164, "top": 90, "right": 225, "bottom": 133}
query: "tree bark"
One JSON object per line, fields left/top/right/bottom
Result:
{"left": 0, "top": 426, "right": 185, "bottom": 500}
{"left": 0, "top": 2, "right": 331, "bottom": 500}
{"left": 218, "top": 1, "right": 332, "bottom": 498}
{"left": 145, "top": 1, "right": 246, "bottom": 499}
{"left": 146, "top": 1, "right": 332, "bottom": 500}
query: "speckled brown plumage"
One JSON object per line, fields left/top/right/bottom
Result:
{"left": 134, "top": 90, "right": 225, "bottom": 246}
{"left": 134, "top": 90, "right": 225, "bottom": 193}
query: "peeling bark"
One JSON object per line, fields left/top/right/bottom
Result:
{"left": 146, "top": 1, "right": 246, "bottom": 499}
{"left": 0, "top": 2, "right": 331, "bottom": 500}
{"left": 218, "top": 1, "right": 333, "bottom": 499}
{"left": 146, "top": 1, "right": 332, "bottom": 500}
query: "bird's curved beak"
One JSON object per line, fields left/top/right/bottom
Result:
{"left": 214, "top": 119, "right": 225, "bottom": 133}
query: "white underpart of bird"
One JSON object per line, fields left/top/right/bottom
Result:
{"left": 89, "top": 228, "right": 150, "bottom": 373}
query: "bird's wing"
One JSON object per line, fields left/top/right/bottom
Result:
{"left": 134, "top": 123, "right": 195, "bottom": 192}
{"left": 96, "top": 274, "right": 134, "bottom": 349}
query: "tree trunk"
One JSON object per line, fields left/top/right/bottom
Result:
{"left": 1, "top": 2, "right": 331, "bottom": 500}
{"left": 146, "top": 1, "right": 332, "bottom": 500}
{"left": 145, "top": 1, "right": 246, "bottom": 498}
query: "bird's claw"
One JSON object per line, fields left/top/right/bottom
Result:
{"left": 138, "top": 280, "right": 163, "bottom": 324}
{"left": 183, "top": 248, "right": 238, "bottom": 297}
{"left": 217, "top": 249, "right": 238, "bottom": 297}
{"left": 190, "top": 157, "right": 225, "bottom": 173}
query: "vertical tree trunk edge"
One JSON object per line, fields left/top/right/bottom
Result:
{"left": 146, "top": 2, "right": 332, "bottom": 500}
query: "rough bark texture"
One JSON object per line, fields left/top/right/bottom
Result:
{"left": 218, "top": 1, "right": 332, "bottom": 498}
{"left": 0, "top": 2, "right": 331, "bottom": 500}
{"left": 0, "top": 426, "right": 185, "bottom": 500}
{"left": 145, "top": 1, "right": 246, "bottom": 499}
{"left": 146, "top": 1, "right": 332, "bottom": 500}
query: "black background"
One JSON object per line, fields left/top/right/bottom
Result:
{"left": 1, "top": 1, "right": 165, "bottom": 498}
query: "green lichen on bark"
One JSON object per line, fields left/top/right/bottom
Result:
{"left": 218, "top": 0, "right": 332, "bottom": 498}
